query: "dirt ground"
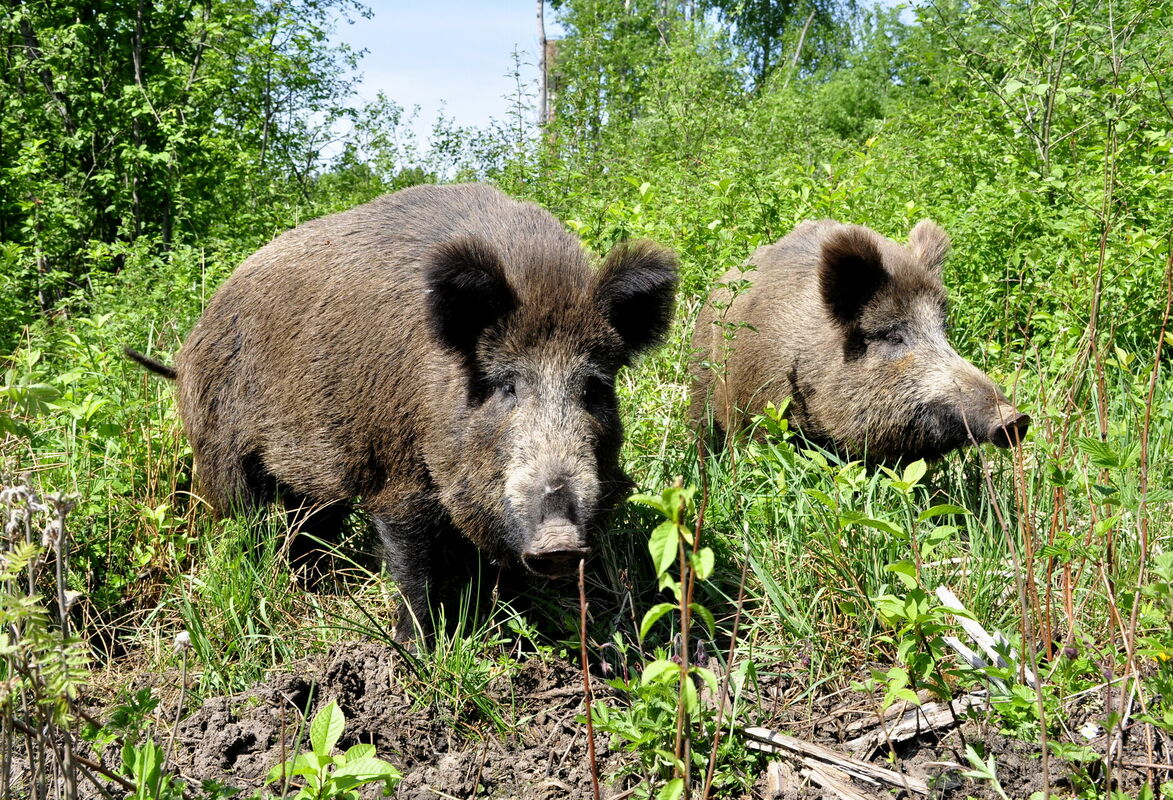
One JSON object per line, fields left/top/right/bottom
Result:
{"left": 154, "top": 642, "right": 1167, "bottom": 799}
{"left": 172, "top": 642, "right": 632, "bottom": 799}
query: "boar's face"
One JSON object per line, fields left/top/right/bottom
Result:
{"left": 426, "top": 238, "right": 677, "bottom": 575}
{"left": 815, "top": 221, "right": 1029, "bottom": 462}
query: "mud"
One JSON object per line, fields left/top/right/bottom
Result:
{"left": 171, "top": 643, "right": 632, "bottom": 799}
{"left": 70, "top": 644, "right": 1167, "bottom": 799}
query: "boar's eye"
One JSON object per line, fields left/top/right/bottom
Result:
{"left": 581, "top": 374, "right": 611, "bottom": 412}
{"left": 496, "top": 379, "right": 518, "bottom": 409}
{"left": 866, "top": 328, "right": 906, "bottom": 348}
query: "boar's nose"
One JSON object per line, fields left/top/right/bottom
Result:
{"left": 988, "top": 410, "right": 1030, "bottom": 449}
{"left": 522, "top": 480, "right": 590, "bottom": 577}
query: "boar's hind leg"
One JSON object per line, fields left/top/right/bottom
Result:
{"left": 373, "top": 504, "right": 449, "bottom": 644}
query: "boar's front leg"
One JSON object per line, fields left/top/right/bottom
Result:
{"left": 373, "top": 505, "right": 447, "bottom": 643}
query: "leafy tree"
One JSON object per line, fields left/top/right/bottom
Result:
{"left": 0, "top": 0, "right": 369, "bottom": 340}
{"left": 703, "top": 0, "right": 854, "bottom": 88}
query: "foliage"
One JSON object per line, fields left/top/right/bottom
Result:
{"left": 1, "top": 0, "right": 1172, "bottom": 797}
{"left": 705, "top": 0, "right": 853, "bottom": 86}
{"left": 0, "top": 0, "right": 400, "bottom": 350}
{"left": 591, "top": 484, "right": 759, "bottom": 798}
{"left": 266, "top": 700, "right": 401, "bottom": 800}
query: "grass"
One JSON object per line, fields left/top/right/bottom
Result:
{"left": 2, "top": 248, "right": 1171, "bottom": 798}
{"left": 2, "top": 3, "right": 1171, "bottom": 789}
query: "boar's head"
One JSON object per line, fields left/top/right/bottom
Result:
{"left": 815, "top": 220, "right": 1029, "bottom": 462}
{"left": 425, "top": 237, "right": 677, "bottom": 576}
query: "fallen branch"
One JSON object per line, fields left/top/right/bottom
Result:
{"left": 743, "top": 726, "right": 930, "bottom": 796}
{"left": 936, "top": 586, "right": 1038, "bottom": 689}
{"left": 846, "top": 693, "right": 987, "bottom": 757}
{"left": 801, "top": 757, "right": 883, "bottom": 800}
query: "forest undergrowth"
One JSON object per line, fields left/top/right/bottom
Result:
{"left": 2, "top": 0, "right": 1172, "bottom": 797}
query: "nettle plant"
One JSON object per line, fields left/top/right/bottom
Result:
{"left": 590, "top": 484, "right": 757, "bottom": 800}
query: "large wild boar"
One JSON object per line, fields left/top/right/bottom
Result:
{"left": 128, "top": 183, "right": 678, "bottom": 638}
{"left": 689, "top": 219, "right": 1028, "bottom": 462}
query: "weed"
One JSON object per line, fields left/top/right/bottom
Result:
{"left": 591, "top": 483, "right": 760, "bottom": 799}
{"left": 266, "top": 700, "right": 401, "bottom": 800}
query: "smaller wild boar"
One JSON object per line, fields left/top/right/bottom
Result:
{"left": 128, "top": 183, "right": 678, "bottom": 640}
{"left": 689, "top": 219, "right": 1028, "bottom": 462}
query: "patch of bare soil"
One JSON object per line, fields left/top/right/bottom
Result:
{"left": 171, "top": 642, "right": 631, "bottom": 799}
{"left": 54, "top": 646, "right": 1165, "bottom": 799}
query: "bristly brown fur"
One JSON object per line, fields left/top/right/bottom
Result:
{"left": 158, "top": 182, "right": 678, "bottom": 640}
{"left": 907, "top": 219, "right": 951, "bottom": 272}
{"left": 689, "top": 218, "right": 1026, "bottom": 463}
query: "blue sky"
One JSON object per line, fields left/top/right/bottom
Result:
{"left": 336, "top": 2, "right": 561, "bottom": 140}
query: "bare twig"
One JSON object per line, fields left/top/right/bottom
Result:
{"left": 701, "top": 546, "right": 749, "bottom": 799}
{"left": 1125, "top": 244, "right": 1173, "bottom": 778}
{"left": 674, "top": 476, "right": 699, "bottom": 796}
{"left": 781, "top": 10, "right": 817, "bottom": 91}
{"left": 578, "top": 559, "right": 601, "bottom": 800}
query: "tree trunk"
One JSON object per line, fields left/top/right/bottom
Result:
{"left": 537, "top": 0, "right": 547, "bottom": 126}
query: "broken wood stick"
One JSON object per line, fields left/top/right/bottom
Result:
{"left": 936, "top": 585, "right": 1038, "bottom": 689}
{"left": 801, "top": 757, "right": 884, "bottom": 800}
{"left": 845, "top": 693, "right": 986, "bottom": 757}
{"left": 743, "top": 726, "right": 930, "bottom": 795}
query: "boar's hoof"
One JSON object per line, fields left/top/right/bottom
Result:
{"left": 522, "top": 521, "right": 590, "bottom": 577}
{"left": 989, "top": 411, "right": 1031, "bottom": 449}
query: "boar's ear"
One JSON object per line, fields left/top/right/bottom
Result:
{"left": 908, "top": 219, "right": 951, "bottom": 274}
{"left": 595, "top": 241, "right": 679, "bottom": 358}
{"left": 819, "top": 227, "right": 887, "bottom": 326}
{"left": 425, "top": 237, "right": 518, "bottom": 357}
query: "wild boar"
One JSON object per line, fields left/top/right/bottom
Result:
{"left": 689, "top": 219, "right": 1028, "bottom": 462}
{"left": 128, "top": 183, "right": 678, "bottom": 639}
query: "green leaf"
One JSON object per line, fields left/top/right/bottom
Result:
{"left": 343, "top": 743, "right": 376, "bottom": 762}
{"left": 681, "top": 677, "right": 699, "bottom": 714}
{"left": 648, "top": 520, "right": 679, "bottom": 578}
{"left": 917, "top": 504, "right": 971, "bottom": 521}
{"left": 642, "top": 659, "right": 679, "bottom": 685}
{"left": 629, "top": 492, "right": 667, "bottom": 516}
{"left": 888, "top": 686, "right": 921, "bottom": 707}
{"left": 657, "top": 778, "right": 684, "bottom": 800}
{"left": 689, "top": 602, "right": 716, "bottom": 637}
{"left": 921, "top": 525, "right": 958, "bottom": 558}
{"left": 265, "top": 759, "right": 292, "bottom": 785}
{"left": 310, "top": 700, "right": 345, "bottom": 756}
{"left": 658, "top": 572, "right": 681, "bottom": 597}
{"left": 291, "top": 752, "right": 325, "bottom": 777}
{"left": 804, "top": 488, "right": 838, "bottom": 511}
{"left": 855, "top": 516, "right": 904, "bottom": 538}
{"left": 901, "top": 459, "right": 927, "bottom": 487}
{"left": 691, "top": 665, "right": 719, "bottom": 696}
{"left": 691, "top": 547, "right": 714, "bottom": 581}
{"left": 334, "top": 755, "right": 401, "bottom": 782}
{"left": 885, "top": 560, "right": 919, "bottom": 590}
{"left": 639, "top": 602, "right": 678, "bottom": 641}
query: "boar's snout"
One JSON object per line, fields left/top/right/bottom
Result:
{"left": 988, "top": 408, "right": 1030, "bottom": 449}
{"left": 521, "top": 478, "right": 590, "bottom": 577}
